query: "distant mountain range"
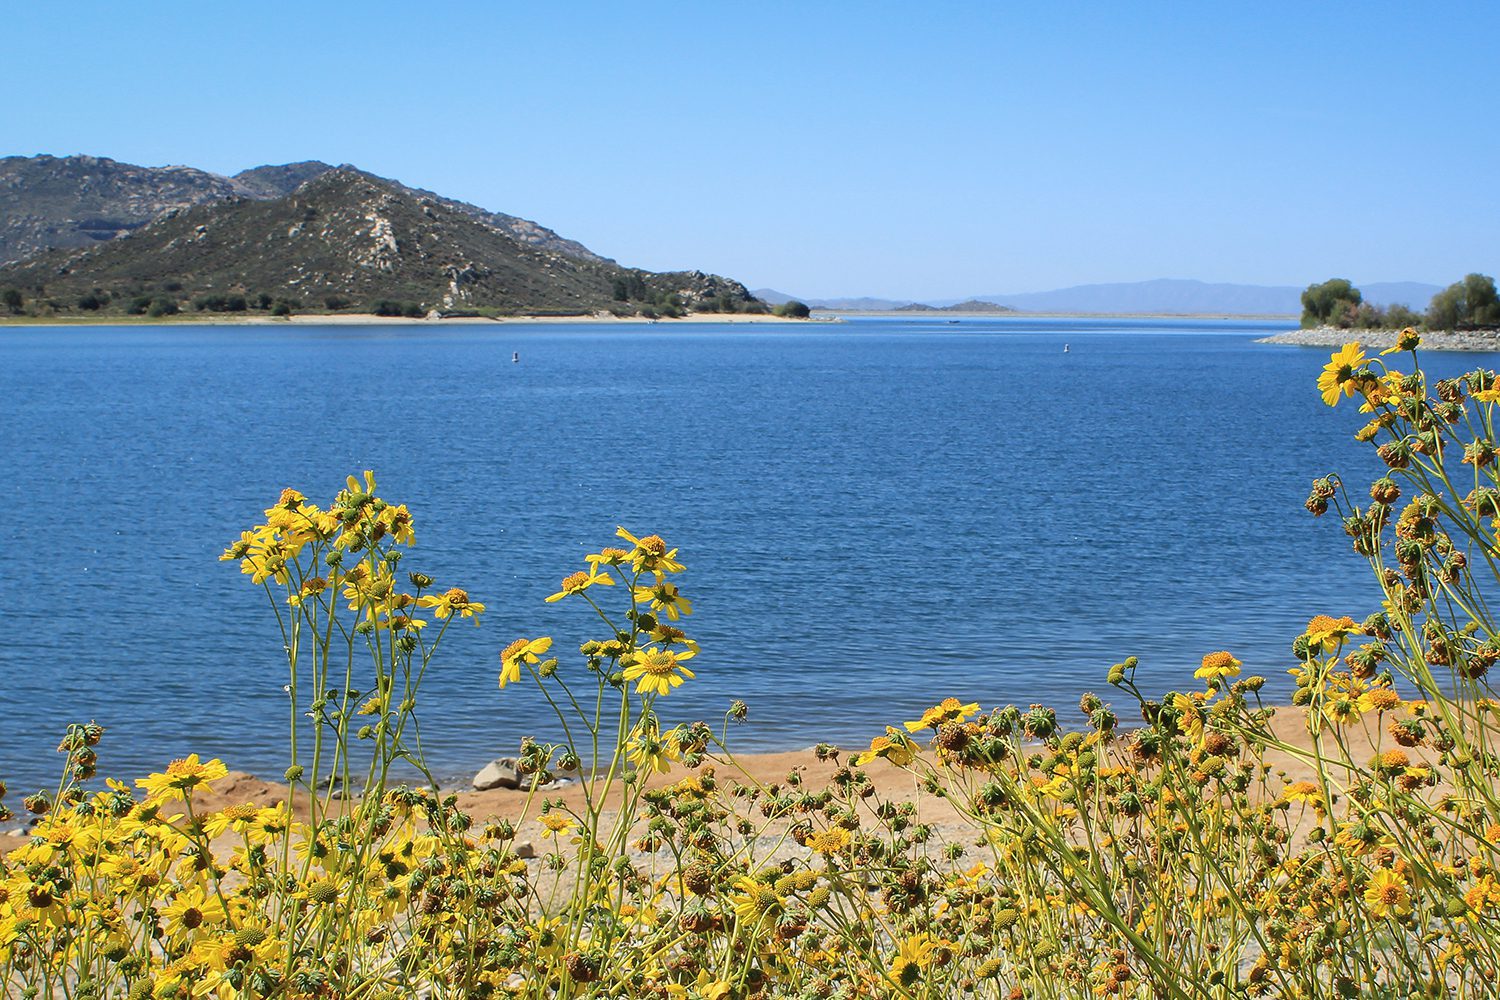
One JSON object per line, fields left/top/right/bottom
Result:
{"left": 0, "top": 154, "right": 756, "bottom": 316}
{"left": 755, "top": 278, "right": 1445, "bottom": 316}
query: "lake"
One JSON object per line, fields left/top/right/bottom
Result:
{"left": 0, "top": 316, "right": 1471, "bottom": 793}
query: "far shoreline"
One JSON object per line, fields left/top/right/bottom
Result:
{"left": 0, "top": 310, "right": 825, "bottom": 329}
{"left": 816, "top": 309, "right": 1298, "bottom": 321}
{"left": 0, "top": 309, "right": 1301, "bottom": 329}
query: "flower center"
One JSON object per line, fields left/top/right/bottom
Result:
{"left": 644, "top": 651, "right": 675, "bottom": 675}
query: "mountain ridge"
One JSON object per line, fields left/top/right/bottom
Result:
{"left": 0, "top": 153, "right": 609, "bottom": 268}
{"left": 756, "top": 278, "right": 1444, "bottom": 315}
{"left": 0, "top": 165, "right": 755, "bottom": 317}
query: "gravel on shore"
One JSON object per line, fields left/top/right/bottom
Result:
{"left": 1257, "top": 326, "right": 1500, "bottom": 352}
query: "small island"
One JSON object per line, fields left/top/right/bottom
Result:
{"left": 1259, "top": 274, "right": 1500, "bottom": 350}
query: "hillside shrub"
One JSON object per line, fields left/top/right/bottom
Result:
{"left": 371, "top": 299, "right": 425, "bottom": 318}
{"left": 193, "top": 294, "right": 248, "bottom": 313}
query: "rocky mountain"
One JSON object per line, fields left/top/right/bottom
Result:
{"left": 230, "top": 161, "right": 335, "bottom": 199}
{"left": 0, "top": 155, "right": 242, "bottom": 264}
{"left": 0, "top": 153, "right": 610, "bottom": 268}
{"left": 0, "top": 167, "right": 755, "bottom": 316}
{"left": 894, "top": 299, "right": 1014, "bottom": 313}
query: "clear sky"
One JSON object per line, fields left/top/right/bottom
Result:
{"left": 5, "top": 2, "right": 1497, "bottom": 300}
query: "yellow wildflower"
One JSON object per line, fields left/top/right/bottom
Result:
{"left": 728, "top": 875, "right": 783, "bottom": 923}
{"left": 1305, "top": 614, "right": 1359, "bottom": 652}
{"left": 586, "top": 546, "right": 632, "bottom": 569}
{"left": 1363, "top": 868, "right": 1411, "bottom": 918}
{"left": 621, "top": 646, "right": 696, "bottom": 696}
{"left": 499, "top": 636, "right": 553, "bottom": 689}
{"left": 136, "top": 755, "right": 229, "bottom": 804}
{"left": 1194, "top": 651, "right": 1242, "bottom": 682}
{"left": 626, "top": 720, "right": 681, "bottom": 775}
{"left": 616, "top": 527, "right": 685, "bottom": 574}
{"left": 539, "top": 813, "right": 577, "bottom": 836}
{"left": 904, "top": 697, "right": 981, "bottom": 733}
{"left": 544, "top": 568, "right": 614, "bottom": 603}
{"left": 1358, "top": 686, "right": 1401, "bottom": 713}
{"left": 805, "top": 827, "right": 851, "bottom": 854}
{"left": 417, "top": 586, "right": 485, "bottom": 623}
{"left": 1379, "top": 327, "right": 1421, "bottom": 355}
{"left": 632, "top": 575, "right": 693, "bottom": 620}
{"left": 889, "top": 932, "right": 944, "bottom": 988}
{"left": 853, "top": 727, "right": 916, "bottom": 767}
{"left": 1317, "top": 342, "right": 1368, "bottom": 406}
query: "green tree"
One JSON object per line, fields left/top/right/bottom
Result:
{"left": 1426, "top": 274, "right": 1500, "bottom": 330}
{"left": 1383, "top": 303, "right": 1422, "bottom": 329}
{"left": 1300, "top": 279, "right": 1362, "bottom": 328}
{"left": 3, "top": 288, "right": 24, "bottom": 314}
{"left": 1351, "top": 303, "right": 1382, "bottom": 329}
{"left": 774, "top": 300, "right": 811, "bottom": 319}
{"left": 147, "top": 296, "right": 179, "bottom": 317}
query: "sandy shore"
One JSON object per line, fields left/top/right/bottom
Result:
{"left": 1258, "top": 325, "right": 1500, "bottom": 352}
{"left": 0, "top": 704, "right": 1364, "bottom": 856}
{"left": 0, "top": 311, "right": 828, "bottom": 329}
{"left": 0, "top": 309, "right": 1312, "bottom": 328}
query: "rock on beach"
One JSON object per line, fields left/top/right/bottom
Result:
{"left": 1258, "top": 325, "right": 1500, "bottom": 352}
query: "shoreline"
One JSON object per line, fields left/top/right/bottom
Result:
{"left": 818, "top": 309, "right": 1298, "bottom": 320}
{"left": 0, "top": 704, "right": 1342, "bottom": 855}
{"left": 0, "top": 310, "right": 825, "bottom": 329}
{"left": 1257, "top": 325, "right": 1500, "bottom": 352}
{"left": 0, "top": 310, "right": 1304, "bottom": 329}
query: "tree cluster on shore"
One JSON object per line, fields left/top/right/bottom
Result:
{"left": 1302, "top": 273, "right": 1500, "bottom": 331}
{"left": 0, "top": 283, "right": 783, "bottom": 321}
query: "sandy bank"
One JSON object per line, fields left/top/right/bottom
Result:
{"left": 1258, "top": 325, "right": 1500, "bottom": 352}
{"left": 0, "top": 704, "right": 1361, "bottom": 856}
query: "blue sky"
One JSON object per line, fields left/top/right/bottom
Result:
{"left": 5, "top": 2, "right": 1497, "bottom": 299}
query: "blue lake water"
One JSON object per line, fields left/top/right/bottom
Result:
{"left": 2, "top": 316, "right": 1484, "bottom": 793}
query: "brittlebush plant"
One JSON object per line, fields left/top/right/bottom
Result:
{"left": 11, "top": 332, "right": 1500, "bottom": 997}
